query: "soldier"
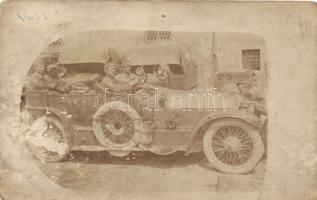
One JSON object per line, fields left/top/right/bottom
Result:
{"left": 45, "top": 64, "right": 70, "bottom": 93}
{"left": 25, "top": 64, "right": 49, "bottom": 91}
{"left": 156, "top": 63, "right": 170, "bottom": 87}
{"left": 95, "top": 61, "right": 139, "bottom": 92}
{"left": 115, "top": 58, "right": 139, "bottom": 83}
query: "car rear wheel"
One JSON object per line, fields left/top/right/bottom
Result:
{"left": 28, "top": 116, "right": 69, "bottom": 162}
{"left": 203, "top": 118, "right": 264, "bottom": 174}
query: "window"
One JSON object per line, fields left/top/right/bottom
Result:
{"left": 145, "top": 31, "right": 172, "bottom": 40}
{"left": 242, "top": 49, "right": 261, "bottom": 70}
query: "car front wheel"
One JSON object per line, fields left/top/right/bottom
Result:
{"left": 203, "top": 118, "right": 264, "bottom": 174}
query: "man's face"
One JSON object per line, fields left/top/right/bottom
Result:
{"left": 104, "top": 63, "right": 117, "bottom": 77}
{"left": 49, "top": 69, "right": 58, "bottom": 78}
{"left": 35, "top": 65, "right": 45, "bottom": 74}
{"left": 121, "top": 64, "right": 131, "bottom": 74}
{"left": 135, "top": 66, "right": 145, "bottom": 76}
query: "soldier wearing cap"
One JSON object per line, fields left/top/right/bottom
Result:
{"left": 25, "top": 63, "right": 69, "bottom": 93}
{"left": 95, "top": 61, "right": 139, "bottom": 92}
{"left": 115, "top": 58, "right": 139, "bottom": 84}
{"left": 156, "top": 63, "right": 170, "bottom": 87}
{"left": 45, "top": 64, "right": 70, "bottom": 93}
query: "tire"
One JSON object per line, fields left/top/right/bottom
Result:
{"left": 93, "top": 101, "right": 141, "bottom": 150}
{"left": 203, "top": 118, "right": 264, "bottom": 174}
{"left": 28, "top": 116, "right": 69, "bottom": 162}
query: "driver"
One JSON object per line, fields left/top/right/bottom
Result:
{"left": 95, "top": 61, "right": 139, "bottom": 92}
{"left": 156, "top": 63, "right": 170, "bottom": 87}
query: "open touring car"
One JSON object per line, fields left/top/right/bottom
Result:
{"left": 21, "top": 42, "right": 266, "bottom": 174}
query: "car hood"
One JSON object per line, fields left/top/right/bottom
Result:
{"left": 152, "top": 87, "right": 240, "bottom": 111}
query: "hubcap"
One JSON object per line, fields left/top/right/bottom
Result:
{"left": 223, "top": 136, "right": 242, "bottom": 152}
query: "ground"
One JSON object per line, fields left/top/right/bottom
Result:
{"left": 35, "top": 151, "right": 265, "bottom": 200}
{"left": 0, "top": 120, "right": 266, "bottom": 200}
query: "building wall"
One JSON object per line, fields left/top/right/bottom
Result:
{"left": 216, "top": 33, "right": 267, "bottom": 88}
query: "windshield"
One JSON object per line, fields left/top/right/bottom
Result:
{"left": 131, "top": 64, "right": 184, "bottom": 74}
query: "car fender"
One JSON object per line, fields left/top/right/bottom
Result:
{"left": 185, "top": 110, "right": 263, "bottom": 154}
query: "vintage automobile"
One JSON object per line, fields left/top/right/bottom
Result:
{"left": 21, "top": 44, "right": 266, "bottom": 174}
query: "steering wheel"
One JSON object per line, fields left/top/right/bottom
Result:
{"left": 129, "top": 74, "right": 147, "bottom": 93}
{"left": 138, "top": 73, "right": 148, "bottom": 86}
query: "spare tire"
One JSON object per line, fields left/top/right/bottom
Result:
{"left": 27, "top": 115, "right": 69, "bottom": 162}
{"left": 93, "top": 101, "right": 141, "bottom": 149}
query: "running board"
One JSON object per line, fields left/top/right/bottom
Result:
{"left": 72, "top": 124, "right": 93, "bottom": 132}
{"left": 70, "top": 145, "right": 146, "bottom": 152}
{"left": 70, "top": 145, "right": 187, "bottom": 155}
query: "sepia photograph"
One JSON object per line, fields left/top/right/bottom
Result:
{"left": 21, "top": 29, "right": 268, "bottom": 188}
{"left": 0, "top": 1, "right": 316, "bottom": 200}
